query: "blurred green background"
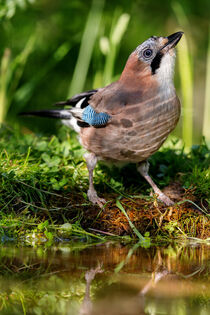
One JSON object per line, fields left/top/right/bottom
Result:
{"left": 0, "top": 0, "right": 210, "bottom": 146}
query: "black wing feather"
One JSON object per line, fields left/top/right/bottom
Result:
{"left": 54, "top": 89, "right": 98, "bottom": 108}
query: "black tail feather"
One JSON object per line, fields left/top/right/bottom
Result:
{"left": 19, "top": 110, "right": 71, "bottom": 120}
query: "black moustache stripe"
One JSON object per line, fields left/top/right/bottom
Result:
{"left": 151, "top": 51, "right": 163, "bottom": 74}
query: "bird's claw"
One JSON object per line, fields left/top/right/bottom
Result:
{"left": 157, "top": 193, "right": 174, "bottom": 206}
{"left": 87, "top": 189, "right": 106, "bottom": 208}
{"left": 85, "top": 263, "right": 104, "bottom": 282}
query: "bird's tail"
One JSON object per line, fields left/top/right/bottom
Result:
{"left": 19, "top": 89, "right": 98, "bottom": 131}
{"left": 19, "top": 109, "right": 72, "bottom": 120}
{"left": 19, "top": 109, "right": 84, "bottom": 132}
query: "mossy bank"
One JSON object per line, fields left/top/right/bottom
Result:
{"left": 0, "top": 126, "right": 209, "bottom": 244}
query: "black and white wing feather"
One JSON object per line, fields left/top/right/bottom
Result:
{"left": 19, "top": 89, "right": 111, "bottom": 132}
{"left": 54, "top": 89, "right": 98, "bottom": 108}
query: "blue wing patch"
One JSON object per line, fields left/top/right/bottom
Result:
{"left": 82, "top": 105, "right": 111, "bottom": 126}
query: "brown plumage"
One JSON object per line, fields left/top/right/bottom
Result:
{"left": 81, "top": 83, "right": 180, "bottom": 163}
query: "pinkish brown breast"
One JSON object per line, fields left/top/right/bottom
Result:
{"left": 80, "top": 93, "right": 180, "bottom": 162}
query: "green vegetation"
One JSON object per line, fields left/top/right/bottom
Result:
{"left": 0, "top": 126, "right": 209, "bottom": 243}
{"left": 0, "top": 0, "right": 209, "bottom": 144}
{"left": 0, "top": 2, "right": 209, "bottom": 314}
{"left": 0, "top": 1, "right": 209, "bottom": 243}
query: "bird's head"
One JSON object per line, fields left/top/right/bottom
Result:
{"left": 120, "top": 31, "right": 183, "bottom": 87}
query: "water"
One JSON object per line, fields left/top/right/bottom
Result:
{"left": 0, "top": 242, "right": 209, "bottom": 315}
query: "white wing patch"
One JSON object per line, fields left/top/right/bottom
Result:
{"left": 76, "top": 97, "right": 86, "bottom": 108}
{"left": 61, "top": 97, "right": 87, "bottom": 133}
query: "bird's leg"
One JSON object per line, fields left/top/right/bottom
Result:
{"left": 84, "top": 153, "right": 106, "bottom": 208}
{"left": 137, "top": 161, "right": 173, "bottom": 206}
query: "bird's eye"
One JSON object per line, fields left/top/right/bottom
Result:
{"left": 143, "top": 48, "right": 153, "bottom": 59}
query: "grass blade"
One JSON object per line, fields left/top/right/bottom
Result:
{"left": 0, "top": 49, "right": 11, "bottom": 125}
{"left": 0, "top": 33, "right": 36, "bottom": 124}
{"left": 103, "top": 12, "right": 130, "bottom": 85}
{"left": 116, "top": 199, "right": 145, "bottom": 241}
{"left": 67, "top": 0, "right": 105, "bottom": 97}
{"left": 115, "top": 242, "right": 142, "bottom": 273}
{"left": 172, "top": 2, "right": 193, "bottom": 148}
{"left": 203, "top": 26, "right": 210, "bottom": 146}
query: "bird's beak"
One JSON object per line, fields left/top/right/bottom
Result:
{"left": 161, "top": 31, "right": 184, "bottom": 52}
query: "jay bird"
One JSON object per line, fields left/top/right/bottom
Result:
{"left": 21, "top": 31, "right": 183, "bottom": 207}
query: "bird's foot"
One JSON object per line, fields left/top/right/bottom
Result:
{"left": 85, "top": 263, "right": 103, "bottom": 282}
{"left": 155, "top": 192, "right": 174, "bottom": 206}
{"left": 137, "top": 161, "right": 174, "bottom": 207}
{"left": 87, "top": 189, "right": 106, "bottom": 208}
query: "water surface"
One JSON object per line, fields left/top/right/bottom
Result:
{"left": 0, "top": 242, "right": 209, "bottom": 315}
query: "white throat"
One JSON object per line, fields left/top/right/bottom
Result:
{"left": 156, "top": 52, "right": 176, "bottom": 90}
